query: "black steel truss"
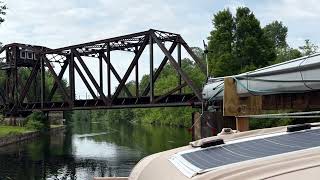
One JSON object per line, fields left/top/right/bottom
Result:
{"left": 0, "top": 29, "right": 205, "bottom": 114}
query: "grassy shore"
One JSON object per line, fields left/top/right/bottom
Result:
{"left": 0, "top": 126, "right": 32, "bottom": 138}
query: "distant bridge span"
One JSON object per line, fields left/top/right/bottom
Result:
{"left": 0, "top": 29, "right": 205, "bottom": 115}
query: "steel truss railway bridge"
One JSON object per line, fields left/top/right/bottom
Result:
{"left": 0, "top": 29, "right": 206, "bottom": 116}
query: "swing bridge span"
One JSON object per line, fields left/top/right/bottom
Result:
{"left": 0, "top": 29, "right": 206, "bottom": 115}
{"left": 1, "top": 28, "right": 320, "bottom": 118}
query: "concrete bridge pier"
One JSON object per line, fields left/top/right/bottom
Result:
{"left": 2, "top": 111, "right": 65, "bottom": 127}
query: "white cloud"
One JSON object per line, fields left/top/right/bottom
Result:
{"left": 224, "top": 0, "right": 246, "bottom": 14}
{"left": 0, "top": 0, "right": 319, "bottom": 96}
{"left": 0, "top": 0, "right": 214, "bottom": 97}
{"left": 262, "top": 0, "right": 320, "bottom": 21}
{"left": 221, "top": 0, "right": 320, "bottom": 48}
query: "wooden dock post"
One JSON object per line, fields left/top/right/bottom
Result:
{"left": 236, "top": 117, "right": 249, "bottom": 132}
{"left": 223, "top": 77, "right": 262, "bottom": 132}
{"left": 192, "top": 112, "right": 202, "bottom": 140}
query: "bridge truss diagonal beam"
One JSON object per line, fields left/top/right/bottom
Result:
{"left": 142, "top": 41, "right": 178, "bottom": 96}
{"left": 43, "top": 56, "right": 73, "bottom": 105}
{"left": 73, "top": 61, "right": 98, "bottom": 99}
{"left": 19, "top": 59, "right": 41, "bottom": 105}
{"left": 112, "top": 36, "right": 149, "bottom": 101}
{"left": 179, "top": 36, "right": 207, "bottom": 74}
{"left": 0, "top": 88, "right": 5, "bottom": 104}
{"left": 151, "top": 32, "right": 203, "bottom": 101}
{"left": 100, "top": 52, "right": 133, "bottom": 97}
{"left": 47, "top": 60, "right": 69, "bottom": 101}
{"left": 72, "top": 49, "right": 109, "bottom": 105}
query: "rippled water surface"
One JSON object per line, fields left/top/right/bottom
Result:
{"left": 0, "top": 122, "right": 191, "bottom": 180}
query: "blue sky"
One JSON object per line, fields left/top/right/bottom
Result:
{"left": 0, "top": 0, "right": 319, "bottom": 97}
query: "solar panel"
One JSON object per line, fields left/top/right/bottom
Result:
{"left": 169, "top": 128, "right": 320, "bottom": 178}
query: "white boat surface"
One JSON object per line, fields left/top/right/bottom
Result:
{"left": 95, "top": 124, "right": 320, "bottom": 180}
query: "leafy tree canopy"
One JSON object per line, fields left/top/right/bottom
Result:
{"left": 263, "top": 21, "right": 288, "bottom": 49}
{"left": 207, "top": 7, "right": 320, "bottom": 77}
{"left": 208, "top": 7, "right": 276, "bottom": 77}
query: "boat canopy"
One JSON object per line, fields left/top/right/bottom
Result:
{"left": 202, "top": 53, "right": 320, "bottom": 101}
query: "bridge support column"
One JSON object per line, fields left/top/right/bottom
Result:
{"left": 99, "top": 53, "right": 103, "bottom": 91}
{"left": 177, "top": 43, "right": 182, "bottom": 94}
{"left": 41, "top": 55, "right": 46, "bottom": 108}
{"left": 135, "top": 46, "right": 139, "bottom": 97}
{"left": 69, "top": 54, "right": 75, "bottom": 103}
{"left": 149, "top": 34, "right": 154, "bottom": 103}
{"left": 107, "top": 44, "right": 111, "bottom": 99}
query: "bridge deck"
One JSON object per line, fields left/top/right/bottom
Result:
{"left": 3, "top": 94, "right": 201, "bottom": 112}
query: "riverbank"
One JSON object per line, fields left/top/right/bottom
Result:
{"left": 0, "top": 126, "right": 31, "bottom": 137}
{"left": 0, "top": 125, "right": 65, "bottom": 147}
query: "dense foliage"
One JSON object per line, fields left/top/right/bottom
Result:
{"left": 207, "top": 7, "right": 319, "bottom": 78}
{"left": 208, "top": 7, "right": 276, "bottom": 76}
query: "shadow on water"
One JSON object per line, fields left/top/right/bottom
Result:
{"left": 0, "top": 121, "right": 191, "bottom": 180}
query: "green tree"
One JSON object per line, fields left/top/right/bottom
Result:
{"left": 207, "top": 9, "right": 234, "bottom": 77}
{"left": 234, "top": 7, "right": 276, "bottom": 72}
{"left": 263, "top": 20, "right": 302, "bottom": 63}
{"left": 274, "top": 47, "right": 302, "bottom": 64}
{"left": 299, "top": 39, "right": 319, "bottom": 56}
{"left": 208, "top": 7, "right": 276, "bottom": 77}
{"left": 263, "top": 21, "right": 288, "bottom": 49}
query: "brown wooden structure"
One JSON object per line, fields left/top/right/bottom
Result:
{"left": 222, "top": 77, "right": 320, "bottom": 132}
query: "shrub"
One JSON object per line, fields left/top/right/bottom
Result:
{"left": 25, "top": 112, "right": 46, "bottom": 131}
{"left": 249, "top": 118, "right": 292, "bottom": 130}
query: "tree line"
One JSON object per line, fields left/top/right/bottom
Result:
{"left": 208, "top": 7, "right": 318, "bottom": 77}
{"left": 73, "top": 7, "right": 319, "bottom": 127}
{"left": 0, "top": 4, "right": 319, "bottom": 127}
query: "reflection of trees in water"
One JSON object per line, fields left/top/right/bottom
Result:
{"left": 0, "top": 129, "right": 133, "bottom": 180}
{"left": 0, "top": 121, "right": 191, "bottom": 179}
{"left": 0, "top": 131, "right": 76, "bottom": 180}
{"left": 45, "top": 157, "right": 119, "bottom": 179}
{"left": 75, "top": 121, "right": 192, "bottom": 154}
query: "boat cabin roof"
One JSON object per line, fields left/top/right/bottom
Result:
{"left": 129, "top": 124, "right": 320, "bottom": 180}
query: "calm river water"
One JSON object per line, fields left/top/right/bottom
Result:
{"left": 0, "top": 121, "right": 191, "bottom": 180}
